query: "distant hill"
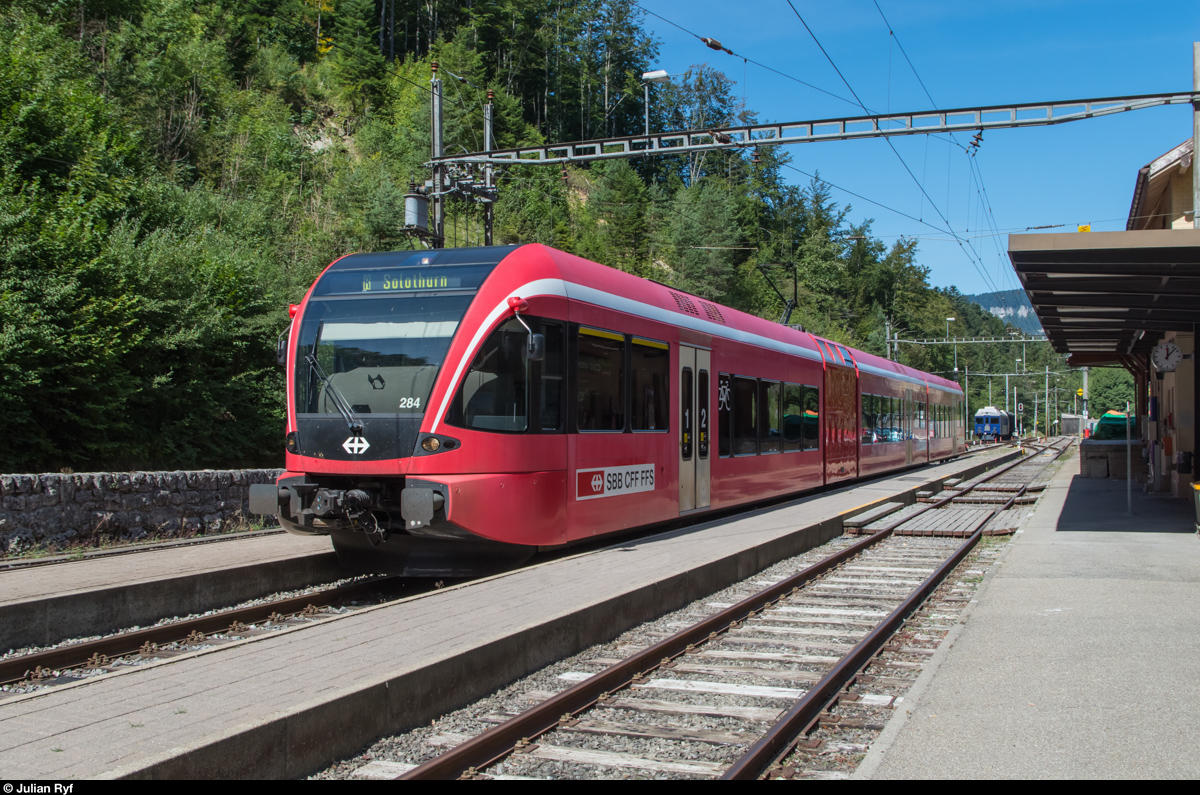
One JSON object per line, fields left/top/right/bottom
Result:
{"left": 962, "top": 289, "right": 1043, "bottom": 335}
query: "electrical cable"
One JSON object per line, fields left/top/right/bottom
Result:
{"left": 871, "top": 1, "right": 1017, "bottom": 297}
{"left": 783, "top": 0, "right": 1004, "bottom": 298}
{"left": 634, "top": 3, "right": 859, "bottom": 108}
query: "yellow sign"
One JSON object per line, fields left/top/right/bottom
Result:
{"left": 1077, "top": 388, "right": 1084, "bottom": 396}
{"left": 1077, "top": 224, "right": 1091, "bottom": 233}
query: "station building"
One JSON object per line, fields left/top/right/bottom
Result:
{"left": 1009, "top": 138, "right": 1200, "bottom": 502}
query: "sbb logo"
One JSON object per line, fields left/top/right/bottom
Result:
{"left": 578, "top": 470, "right": 605, "bottom": 497}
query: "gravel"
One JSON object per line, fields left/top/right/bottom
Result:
{"left": 0, "top": 573, "right": 387, "bottom": 697}
{"left": 312, "top": 450, "right": 1070, "bottom": 781}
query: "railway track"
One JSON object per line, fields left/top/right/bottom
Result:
{"left": 0, "top": 575, "right": 431, "bottom": 690}
{"left": 2, "top": 446, "right": 1018, "bottom": 692}
{"left": 0, "top": 527, "right": 286, "bottom": 571}
{"left": 381, "top": 439, "right": 1071, "bottom": 780}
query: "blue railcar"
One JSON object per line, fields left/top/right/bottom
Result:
{"left": 974, "top": 406, "right": 1015, "bottom": 441}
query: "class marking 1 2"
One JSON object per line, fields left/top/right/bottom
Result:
{"left": 576, "top": 464, "right": 656, "bottom": 501}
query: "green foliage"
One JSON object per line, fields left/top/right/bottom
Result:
{"left": 331, "top": 0, "right": 385, "bottom": 111}
{"left": 0, "top": 0, "right": 1091, "bottom": 472}
{"left": 1087, "top": 368, "right": 1135, "bottom": 419}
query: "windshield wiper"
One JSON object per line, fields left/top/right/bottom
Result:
{"left": 306, "top": 353, "right": 364, "bottom": 435}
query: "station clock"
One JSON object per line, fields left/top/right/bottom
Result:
{"left": 1151, "top": 341, "right": 1184, "bottom": 373}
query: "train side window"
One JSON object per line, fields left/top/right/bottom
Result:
{"left": 733, "top": 377, "right": 758, "bottom": 455}
{"left": 540, "top": 322, "right": 565, "bottom": 432}
{"left": 698, "top": 371, "right": 710, "bottom": 458}
{"left": 759, "top": 380, "right": 781, "bottom": 454}
{"left": 718, "top": 373, "right": 732, "bottom": 457}
{"left": 631, "top": 337, "right": 669, "bottom": 431}
{"left": 917, "top": 401, "right": 925, "bottom": 438}
{"left": 862, "top": 393, "right": 875, "bottom": 445}
{"left": 885, "top": 396, "right": 896, "bottom": 441}
{"left": 802, "top": 384, "right": 820, "bottom": 450}
{"left": 783, "top": 383, "right": 803, "bottom": 452}
{"left": 446, "top": 317, "right": 529, "bottom": 433}
{"left": 576, "top": 327, "right": 626, "bottom": 432}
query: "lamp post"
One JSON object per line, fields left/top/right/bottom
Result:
{"left": 946, "top": 317, "right": 957, "bottom": 373}
{"left": 642, "top": 70, "right": 669, "bottom": 136}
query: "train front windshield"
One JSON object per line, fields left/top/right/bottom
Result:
{"left": 295, "top": 294, "right": 473, "bottom": 417}
{"left": 293, "top": 251, "right": 512, "bottom": 433}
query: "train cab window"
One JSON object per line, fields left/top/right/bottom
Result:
{"left": 801, "top": 384, "right": 820, "bottom": 450}
{"left": 862, "top": 393, "right": 875, "bottom": 445}
{"left": 576, "top": 327, "right": 626, "bottom": 431}
{"left": 733, "top": 377, "right": 758, "bottom": 455}
{"left": 539, "top": 322, "right": 566, "bottom": 432}
{"left": 783, "top": 383, "right": 803, "bottom": 452}
{"left": 718, "top": 373, "right": 732, "bottom": 457}
{"left": 631, "top": 337, "right": 669, "bottom": 431}
{"left": 759, "top": 381, "right": 782, "bottom": 453}
{"left": 447, "top": 317, "right": 530, "bottom": 433}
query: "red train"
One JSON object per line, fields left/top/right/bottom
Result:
{"left": 249, "top": 244, "right": 966, "bottom": 574}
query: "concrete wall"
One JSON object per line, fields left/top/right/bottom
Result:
{"left": 0, "top": 469, "right": 283, "bottom": 555}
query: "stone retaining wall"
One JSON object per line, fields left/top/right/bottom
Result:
{"left": 0, "top": 469, "right": 283, "bottom": 555}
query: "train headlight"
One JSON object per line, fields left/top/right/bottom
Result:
{"left": 285, "top": 432, "right": 300, "bottom": 454}
{"left": 421, "top": 437, "right": 442, "bottom": 452}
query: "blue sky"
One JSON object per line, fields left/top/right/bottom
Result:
{"left": 638, "top": 0, "right": 1199, "bottom": 296}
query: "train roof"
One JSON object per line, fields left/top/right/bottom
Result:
{"left": 307, "top": 244, "right": 963, "bottom": 396}
{"left": 974, "top": 406, "right": 1013, "bottom": 417}
{"left": 510, "top": 245, "right": 963, "bottom": 396}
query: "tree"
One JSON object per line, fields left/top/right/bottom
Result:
{"left": 331, "top": 0, "right": 384, "bottom": 111}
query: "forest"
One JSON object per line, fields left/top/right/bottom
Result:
{"left": 0, "top": 0, "right": 1131, "bottom": 472}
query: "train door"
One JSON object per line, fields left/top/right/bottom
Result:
{"left": 904, "top": 389, "right": 914, "bottom": 465}
{"left": 679, "top": 345, "right": 711, "bottom": 513}
{"left": 823, "top": 356, "right": 859, "bottom": 482}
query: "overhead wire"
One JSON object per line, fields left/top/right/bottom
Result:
{"left": 783, "top": 0, "right": 1003, "bottom": 297}
{"left": 634, "top": 3, "right": 860, "bottom": 109}
{"left": 872, "top": 0, "right": 1017, "bottom": 297}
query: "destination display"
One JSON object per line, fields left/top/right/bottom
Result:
{"left": 314, "top": 264, "right": 493, "bottom": 296}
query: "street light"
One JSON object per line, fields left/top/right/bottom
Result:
{"left": 946, "top": 317, "right": 957, "bottom": 373}
{"left": 642, "top": 70, "right": 670, "bottom": 136}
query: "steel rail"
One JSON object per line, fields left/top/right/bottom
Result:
{"left": 0, "top": 575, "right": 403, "bottom": 686}
{"left": 723, "top": 441, "right": 1071, "bottom": 779}
{"left": 0, "top": 527, "right": 286, "bottom": 572}
{"left": 398, "top": 450, "right": 1030, "bottom": 780}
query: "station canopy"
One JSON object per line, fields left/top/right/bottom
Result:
{"left": 1008, "top": 228, "right": 1200, "bottom": 370}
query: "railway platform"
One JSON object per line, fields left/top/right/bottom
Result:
{"left": 0, "top": 450, "right": 1012, "bottom": 779}
{"left": 860, "top": 450, "right": 1200, "bottom": 778}
{"left": 0, "top": 532, "right": 337, "bottom": 652}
